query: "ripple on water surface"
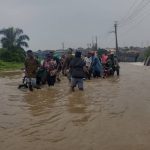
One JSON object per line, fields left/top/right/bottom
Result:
{"left": 1, "top": 63, "right": 150, "bottom": 150}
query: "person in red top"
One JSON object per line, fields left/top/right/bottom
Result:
{"left": 101, "top": 53, "right": 108, "bottom": 65}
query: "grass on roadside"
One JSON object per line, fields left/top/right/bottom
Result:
{"left": 0, "top": 60, "right": 24, "bottom": 71}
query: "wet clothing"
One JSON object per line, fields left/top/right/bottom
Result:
{"left": 91, "top": 56, "right": 103, "bottom": 77}
{"left": 114, "top": 57, "right": 119, "bottom": 67}
{"left": 43, "top": 59, "right": 57, "bottom": 75}
{"left": 84, "top": 57, "right": 92, "bottom": 79}
{"left": 101, "top": 54, "right": 108, "bottom": 64}
{"left": 70, "top": 57, "right": 86, "bottom": 78}
{"left": 47, "top": 75, "right": 56, "bottom": 86}
{"left": 70, "top": 56, "right": 85, "bottom": 90}
{"left": 63, "top": 54, "right": 74, "bottom": 69}
{"left": 84, "top": 57, "right": 92, "bottom": 68}
{"left": 36, "top": 68, "right": 47, "bottom": 85}
{"left": 43, "top": 59, "right": 57, "bottom": 86}
{"left": 71, "top": 78, "right": 83, "bottom": 89}
{"left": 25, "top": 57, "right": 39, "bottom": 78}
{"left": 105, "top": 58, "right": 113, "bottom": 68}
{"left": 62, "top": 54, "right": 74, "bottom": 75}
{"left": 113, "top": 57, "right": 120, "bottom": 76}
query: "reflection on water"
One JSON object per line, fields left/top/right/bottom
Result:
{"left": 0, "top": 63, "right": 150, "bottom": 150}
{"left": 25, "top": 89, "right": 58, "bottom": 116}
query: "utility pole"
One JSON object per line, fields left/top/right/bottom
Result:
{"left": 114, "top": 21, "right": 119, "bottom": 56}
{"left": 95, "top": 36, "right": 98, "bottom": 51}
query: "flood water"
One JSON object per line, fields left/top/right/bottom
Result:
{"left": 0, "top": 63, "right": 150, "bottom": 150}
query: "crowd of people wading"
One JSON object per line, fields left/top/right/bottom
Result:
{"left": 18, "top": 48, "right": 120, "bottom": 92}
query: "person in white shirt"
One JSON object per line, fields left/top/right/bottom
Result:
{"left": 84, "top": 52, "right": 92, "bottom": 79}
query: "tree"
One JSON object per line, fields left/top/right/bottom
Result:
{"left": 0, "top": 48, "right": 26, "bottom": 62}
{"left": 0, "top": 27, "right": 30, "bottom": 62}
{"left": 0, "top": 27, "right": 30, "bottom": 50}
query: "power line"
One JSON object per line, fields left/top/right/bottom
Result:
{"left": 118, "top": 0, "right": 150, "bottom": 35}
{"left": 119, "top": 0, "right": 141, "bottom": 24}
{"left": 119, "top": 0, "right": 150, "bottom": 27}
{"left": 120, "top": 7, "right": 150, "bottom": 31}
{"left": 105, "top": 0, "right": 150, "bottom": 48}
{"left": 119, "top": 0, "right": 145, "bottom": 25}
{"left": 119, "top": 7, "right": 150, "bottom": 38}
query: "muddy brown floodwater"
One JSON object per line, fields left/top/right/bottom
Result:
{"left": 0, "top": 63, "right": 150, "bottom": 150}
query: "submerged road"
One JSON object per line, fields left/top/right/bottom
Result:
{"left": 0, "top": 63, "right": 150, "bottom": 150}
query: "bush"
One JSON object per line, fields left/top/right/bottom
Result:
{"left": 0, "top": 48, "right": 25, "bottom": 62}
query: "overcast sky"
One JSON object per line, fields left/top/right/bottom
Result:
{"left": 0, "top": 0, "right": 150, "bottom": 50}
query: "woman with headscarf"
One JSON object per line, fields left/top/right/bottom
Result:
{"left": 91, "top": 52, "right": 104, "bottom": 78}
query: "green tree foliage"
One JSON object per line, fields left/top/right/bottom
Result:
{"left": 0, "top": 27, "right": 29, "bottom": 62}
{"left": 0, "top": 27, "right": 29, "bottom": 50}
{"left": 0, "top": 48, "right": 26, "bottom": 62}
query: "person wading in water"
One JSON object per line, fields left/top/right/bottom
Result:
{"left": 24, "top": 50, "right": 40, "bottom": 91}
{"left": 70, "top": 51, "right": 86, "bottom": 91}
{"left": 62, "top": 48, "right": 74, "bottom": 82}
